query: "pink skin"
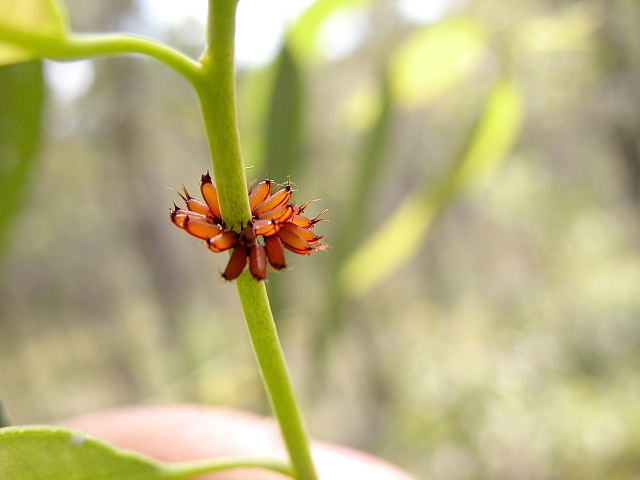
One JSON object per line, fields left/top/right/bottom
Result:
{"left": 60, "top": 404, "right": 415, "bottom": 480}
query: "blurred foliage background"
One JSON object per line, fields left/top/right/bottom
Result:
{"left": 2, "top": 0, "right": 640, "bottom": 478}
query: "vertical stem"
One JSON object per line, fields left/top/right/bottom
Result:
{"left": 197, "top": 0, "right": 251, "bottom": 227}
{"left": 235, "top": 276, "right": 318, "bottom": 480}
{"left": 195, "top": 1, "right": 319, "bottom": 479}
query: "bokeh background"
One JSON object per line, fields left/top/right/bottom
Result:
{"left": 2, "top": 0, "right": 640, "bottom": 478}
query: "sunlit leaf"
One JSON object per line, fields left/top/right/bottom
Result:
{"left": 263, "top": 43, "right": 305, "bottom": 180}
{"left": 448, "top": 78, "right": 525, "bottom": 189}
{"left": 391, "top": 17, "right": 486, "bottom": 107}
{"left": 0, "top": 61, "right": 44, "bottom": 267}
{"left": 515, "top": 3, "right": 601, "bottom": 53}
{"left": 340, "top": 77, "right": 524, "bottom": 297}
{"left": 288, "top": 0, "right": 372, "bottom": 63}
{"left": 0, "top": 427, "right": 169, "bottom": 480}
{"left": 0, "top": 0, "right": 68, "bottom": 65}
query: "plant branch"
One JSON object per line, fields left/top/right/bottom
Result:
{"left": 161, "top": 456, "right": 294, "bottom": 479}
{"left": 0, "top": 25, "right": 201, "bottom": 83}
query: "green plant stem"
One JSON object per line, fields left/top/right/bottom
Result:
{"left": 195, "top": 1, "right": 319, "bottom": 480}
{"left": 235, "top": 276, "right": 318, "bottom": 480}
{"left": 161, "top": 456, "right": 293, "bottom": 479}
{"left": 195, "top": 0, "right": 251, "bottom": 227}
{"left": 0, "top": 25, "right": 200, "bottom": 82}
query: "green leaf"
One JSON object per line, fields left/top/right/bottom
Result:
{"left": 333, "top": 68, "right": 393, "bottom": 261}
{"left": 390, "top": 17, "right": 486, "bottom": 107}
{"left": 262, "top": 43, "right": 305, "bottom": 181}
{"left": 0, "top": 426, "right": 294, "bottom": 480}
{"left": 0, "top": 61, "right": 45, "bottom": 267}
{"left": 0, "top": 427, "right": 167, "bottom": 480}
{"left": 287, "top": 0, "right": 372, "bottom": 63}
{"left": 514, "top": 3, "right": 601, "bottom": 53}
{"left": 340, "top": 77, "right": 524, "bottom": 296}
{"left": 311, "top": 68, "right": 393, "bottom": 368}
{"left": 0, "top": 0, "right": 68, "bottom": 65}
{"left": 237, "top": 65, "right": 273, "bottom": 172}
{"left": 261, "top": 43, "right": 306, "bottom": 318}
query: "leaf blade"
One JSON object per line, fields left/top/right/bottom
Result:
{"left": 0, "top": 61, "right": 45, "bottom": 267}
{"left": 0, "top": 427, "right": 166, "bottom": 480}
{"left": 340, "top": 77, "right": 525, "bottom": 296}
{"left": 263, "top": 43, "right": 305, "bottom": 181}
{"left": 0, "top": 426, "right": 294, "bottom": 480}
{"left": 0, "top": 0, "right": 68, "bottom": 65}
{"left": 390, "top": 17, "right": 486, "bottom": 107}
{"left": 287, "top": 0, "right": 372, "bottom": 63}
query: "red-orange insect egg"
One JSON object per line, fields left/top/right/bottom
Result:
{"left": 259, "top": 204, "right": 295, "bottom": 223}
{"left": 241, "top": 224, "right": 256, "bottom": 243}
{"left": 249, "top": 245, "right": 267, "bottom": 280}
{"left": 208, "top": 230, "right": 238, "bottom": 253}
{"left": 183, "top": 215, "right": 223, "bottom": 240}
{"left": 180, "top": 186, "right": 213, "bottom": 216}
{"left": 290, "top": 214, "right": 311, "bottom": 228}
{"left": 249, "top": 179, "right": 272, "bottom": 211}
{"left": 171, "top": 208, "right": 221, "bottom": 239}
{"left": 264, "top": 235, "right": 286, "bottom": 270}
{"left": 253, "top": 219, "right": 279, "bottom": 237}
{"left": 200, "top": 172, "right": 222, "bottom": 220}
{"left": 170, "top": 207, "right": 188, "bottom": 228}
{"left": 253, "top": 185, "right": 293, "bottom": 216}
{"left": 277, "top": 227, "right": 313, "bottom": 254}
{"left": 223, "top": 246, "right": 247, "bottom": 280}
{"left": 281, "top": 222, "right": 323, "bottom": 243}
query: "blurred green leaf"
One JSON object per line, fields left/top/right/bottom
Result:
{"left": 0, "top": 427, "right": 167, "bottom": 479}
{"left": 288, "top": 0, "right": 372, "bottom": 63}
{"left": 448, "top": 78, "right": 524, "bottom": 189}
{"left": 238, "top": 65, "right": 273, "bottom": 172}
{"left": 515, "top": 3, "right": 601, "bottom": 53}
{"left": 391, "top": 17, "right": 486, "bottom": 107}
{"left": 0, "top": 0, "right": 68, "bottom": 65}
{"left": 311, "top": 69, "right": 393, "bottom": 370}
{"left": 334, "top": 69, "right": 393, "bottom": 259}
{"left": 261, "top": 44, "right": 306, "bottom": 318}
{"left": 262, "top": 43, "right": 305, "bottom": 181}
{"left": 0, "top": 426, "right": 292, "bottom": 479}
{"left": 0, "top": 61, "right": 44, "bottom": 266}
{"left": 340, "top": 77, "right": 524, "bottom": 297}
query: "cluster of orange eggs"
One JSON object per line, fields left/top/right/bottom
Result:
{"left": 170, "top": 173, "right": 327, "bottom": 280}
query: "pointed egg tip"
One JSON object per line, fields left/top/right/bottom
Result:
{"left": 181, "top": 184, "right": 193, "bottom": 200}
